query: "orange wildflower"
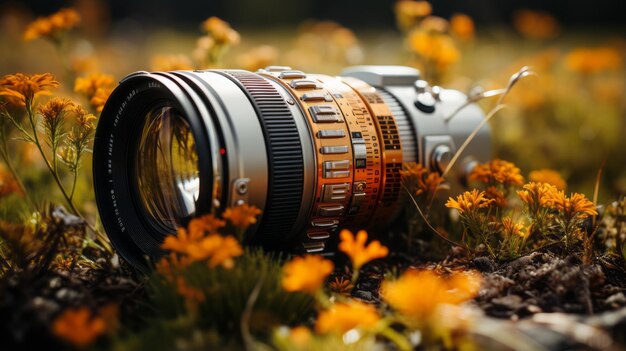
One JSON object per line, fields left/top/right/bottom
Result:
{"left": 161, "top": 227, "right": 204, "bottom": 254}
{"left": 155, "top": 252, "right": 191, "bottom": 282}
{"left": 445, "top": 189, "right": 494, "bottom": 214}
{"left": 400, "top": 162, "right": 428, "bottom": 180}
{"left": 329, "top": 276, "right": 354, "bottom": 295}
{"left": 469, "top": 159, "right": 524, "bottom": 187}
{"left": 338, "top": 229, "right": 388, "bottom": 271}
{"left": 408, "top": 30, "right": 460, "bottom": 72}
{"left": 223, "top": 204, "right": 262, "bottom": 230}
{"left": 500, "top": 217, "right": 527, "bottom": 239}
{"left": 236, "top": 45, "right": 279, "bottom": 72}
{"left": 74, "top": 73, "right": 115, "bottom": 113}
{"left": 289, "top": 326, "right": 312, "bottom": 346}
{"left": 529, "top": 169, "right": 567, "bottom": 190}
{"left": 52, "top": 308, "right": 106, "bottom": 347}
{"left": 188, "top": 214, "right": 226, "bottom": 236}
{"left": 513, "top": 9, "right": 560, "bottom": 40}
{"left": 395, "top": 1, "right": 432, "bottom": 31}
{"left": 485, "top": 186, "right": 507, "bottom": 208}
{"left": 400, "top": 162, "right": 444, "bottom": 198}
{"left": 176, "top": 276, "right": 205, "bottom": 303}
{"left": 381, "top": 269, "right": 481, "bottom": 322}
{"left": 0, "top": 73, "right": 59, "bottom": 106}
{"left": 201, "top": 17, "right": 240, "bottom": 45}
{"left": 151, "top": 54, "right": 194, "bottom": 71}
{"left": 517, "top": 182, "right": 558, "bottom": 210}
{"left": 547, "top": 191, "right": 598, "bottom": 221}
{"left": 186, "top": 234, "right": 243, "bottom": 268}
{"left": 39, "top": 98, "right": 73, "bottom": 138}
{"left": 0, "top": 167, "right": 22, "bottom": 198}
{"left": 450, "top": 13, "right": 475, "bottom": 41}
{"left": 565, "top": 47, "right": 622, "bottom": 75}
{"left": 315, "top": 301, "right": 380, "bottom": 334}
{"left": 282, "top": 255, "right": 334, "bottom": 294}
{"left": 23, "top": 8, "right": 80, "bottom": 41}
{"left": 72, "top": 105, "right": 98, "bottom": 132}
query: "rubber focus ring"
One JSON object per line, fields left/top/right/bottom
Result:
{"left": 218, "top": 70, "right": 305, "bottom": 249}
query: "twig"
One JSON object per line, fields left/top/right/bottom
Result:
{"left": 442, "top": 66, "right": 537, "bottom": 180}
{"left": 241, "top": 268, "right": 266, "bottom": 351}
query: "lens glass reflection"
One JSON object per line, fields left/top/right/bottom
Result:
{"left": 136, "top": 105, "right": 199, "bottom": 230}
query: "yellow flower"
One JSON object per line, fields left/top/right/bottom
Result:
{"left": 394, "top": 1, "right": 432, "bottom": 31}
{"left": 338, "top": 229, "right": 388, "bottom": 271}
{"left": 565, "top": 47, "right": 622, "bottom": 75}
{"left": 517, "top": 182, "right": 558, "bottom": 209}
{"left": 151, "top": 54, "right": 194, "bottom": 71}
{"left": 445, "top": 189, "right": 494, "bottom": 214}
{"left": 450, "top": 13, "right": 474, "bottom": 41}
{"left": 23, "top": 8, "right": 80, "bottom": 41}
{"left": 74, "top": 73, "right": 115, "bottom": 113}
{"left": 513, "top": 9, "right": 560, "bottom": 40}
{"left": 547, "top": 191, "right": 598, "bottom": 221}
{"left": 201, "top": 17, "right": 240, "bottom": 45}
{"left": 529, "top": 169, "right": 567, "bottom": 190}
{"left": 52, "top": 308, "right": 106, "bottom": 347}
{"left": 282, "top": 255, "right": 334, "bottom": 294}
{"left": 223, "top": 204, "right": 262, "bottom": 230}
{"left": 315, "top": 301, "right": 380, "bottom": 334}
{"left": 469, "top": 159, "right": 524, "bottom": 187}
{"left": 329, "top": 276, "right": 354, "bottom": 295}
{"left": 0, "top": 73, "right": 59, "bottom": 106}
{"left": 381, "top": 269, "right": 481, "bottom": 323}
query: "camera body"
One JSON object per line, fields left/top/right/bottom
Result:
{"left": 93, "top": 65, "right": 490, "bottom": 270}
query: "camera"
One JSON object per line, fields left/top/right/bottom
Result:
{"left": 93, "top": 65, "right": 491, "bottom": 270}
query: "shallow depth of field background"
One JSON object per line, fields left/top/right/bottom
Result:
{"left": 1, "top": 0, "right": 625, "bottom": 205}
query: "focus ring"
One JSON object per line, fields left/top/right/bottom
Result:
{"left": 220, "top": 70, "right": 305, "bottom": 248}
{"left": 378, "top": 89, "right": 416, "bottom": 163}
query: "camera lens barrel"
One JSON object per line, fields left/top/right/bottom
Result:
{"left": 93, "top": 65, "right": 490, "bottom": 271}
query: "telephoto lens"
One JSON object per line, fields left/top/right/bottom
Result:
{"left": 93, "top": 65, "right": 491, "bottom": 270}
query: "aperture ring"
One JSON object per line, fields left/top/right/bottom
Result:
{"left": 218, "top": 70, "right": 305, "bottom": 249}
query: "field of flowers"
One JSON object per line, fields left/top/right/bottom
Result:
{"left": 0, "top": 1, "right": 625, "bottom": 350}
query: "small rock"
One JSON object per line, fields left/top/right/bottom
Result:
{"left": 472, "top": 256, "right": 496, "bottom": 272}
{"left": 527, "top": 305, "right": 542, "bottom": 314}
{"left": 606, "top": 292, "right": 626, "bottom": 307}
{"left": 492, "top": 295, "right": 524, "bottom": 311}
{"left": 352, "top": 290, "right": 373, "bottom": 301}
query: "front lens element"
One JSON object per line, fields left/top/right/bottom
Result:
{"left": 136, "top": 105, "right": 200, "bottom": 231}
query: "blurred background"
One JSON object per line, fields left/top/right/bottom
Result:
{"left": 0, "top": 0, "right": 625, "bottom": 205}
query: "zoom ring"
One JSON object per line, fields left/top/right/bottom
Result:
{"left": 222, "top": 71, "right": 305, "bottom": 248}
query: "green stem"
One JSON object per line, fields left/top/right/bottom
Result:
{"left": 350, "top": 267, "right": 360, "bottom": 286}
{"left": 69, "top": 166, "right": 78, "bottom": 201}
{"left": 379, "top": 327, "right": 412, "bottom": 351}
{"left": 25, "top": 102, "right": 112, "bottom": 254}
